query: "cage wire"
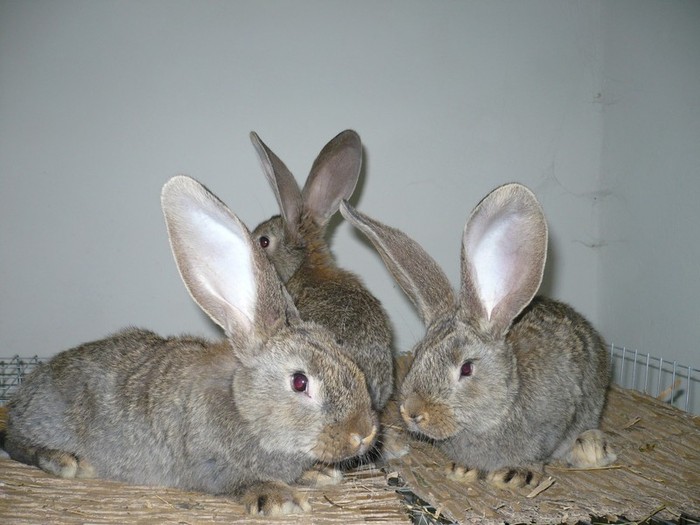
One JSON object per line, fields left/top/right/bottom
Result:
{"left": 608, "top": 343, "right": 698, "bottom": 415}
{"left": 1, "top": 347, "right": 698, "bottom": 415}
{"left": 0, "top": 356, "right": 43, "bottom": 406}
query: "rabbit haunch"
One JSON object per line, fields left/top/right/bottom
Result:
{"left": 5, "top": 176, "right": 377, "bottom": 514}
{"left": 250, "top": 130, "right": 394, "bottom": 411}
{"left": 340, "top": 183, "right": 615, "bottom": 489}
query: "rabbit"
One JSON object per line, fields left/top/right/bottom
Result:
{"left": 4, "top": 175, "right": 378, "bottom": 515}
{"left": 249, "top": 130, "right": 394, "bottom": 413}
{"left": 339, "top": 182, "right": 616, "bottom": 490}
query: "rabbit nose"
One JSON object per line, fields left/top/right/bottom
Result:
{"left": 399, "top": 401, "right": 426, "bottom": 426}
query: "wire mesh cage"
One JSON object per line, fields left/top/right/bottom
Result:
{"left": 0, "top": 356, "right": 44, "bottom": 406}
{"left": 608, "top": 343, "right": 698, "bottom": 415}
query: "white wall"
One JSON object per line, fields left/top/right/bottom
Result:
{"left": 1, "top": 1, "right": 692, "bottom": 370}
{"left": 598, "top": 1, "right": 700, "bottom": 368}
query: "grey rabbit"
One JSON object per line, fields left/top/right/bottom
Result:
{"left": 250, "top": 130, "right": 394, "bottom": 412}
{"left": 340, "top": 183, "right": 616, "bottom": 490}
{"left": 4, "top": 175, "right": 378, "bottom": 515}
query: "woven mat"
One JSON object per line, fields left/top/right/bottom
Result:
{"left": 1, "top": 385, "right": 699, "bottom": 524}
{"left": 0, "top": 459, "right": 409, "bottom": 524}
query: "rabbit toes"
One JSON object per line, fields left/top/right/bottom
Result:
{"left": 488, "top": 467, "right": 542, "bottom": 490}
{"left": 446, "top": 462, "right": 481, "bottom": 483}
{"left": 240, "top": 481, "right": 311, "bottom": 515}
{"left": 299, "top": 465, "right": 344, "bottom": 486}
{"left": 568, "top": 429, "right": 617, "bottom": 468}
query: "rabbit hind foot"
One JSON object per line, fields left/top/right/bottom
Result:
{"left": 567, "top": 429, "right": 617, "bottom": 468}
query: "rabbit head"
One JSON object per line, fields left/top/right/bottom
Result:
{"left": 250, "top": 130, "right": 361, "bottom": 282}
{"left": 340, "top": 184, "right": 547, "bottom": 441}
{"left": 161, "top": 176, "right": 378, "bottom": 464}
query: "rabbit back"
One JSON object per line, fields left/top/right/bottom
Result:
{"left": 5, "top": 329, "right": 251, "bottom": 491}
{"left": 508, "top": 297, "right": 611, "bottom": 462}
{"left": 288, "top": 262, "right": 394, "bottom": 409}
{"left": 6, "top": 330, "right": 312, "bottom": 492}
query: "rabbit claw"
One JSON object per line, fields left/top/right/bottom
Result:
{"left": 487, "top": 467, "right": 542, "bottom": 490}
{"left": 446, "top": 462, "right": 481, "bottom": 483}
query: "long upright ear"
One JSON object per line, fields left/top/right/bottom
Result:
{"left": 250, "top": 132, "right": 303, "bottom": 236}
{"left": 460, "top": 183, "right": 547, "bottom": 336}
{"left": 340, "top": 200, "right": 455, "bottom": 326}
{"left": 161, "top": 176, "right": 299, "bottom": 343}
{"left": 302, "top": 130, "right": 361, "bottom": 226}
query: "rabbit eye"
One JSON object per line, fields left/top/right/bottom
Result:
{"left": 259, "top": 236, "right": 270, "bottom": 248}
{"left": 291, "top": 372, "right": 308, "bottom": 393}
{"left": 460, "top": 361, "right": 473, "bottom": 378}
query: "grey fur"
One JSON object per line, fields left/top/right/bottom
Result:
{"left": 340, "top": 183, "right": 615, "bottom": 483}
{"left": 250, "top": 131, "right": 394, "bottom": 411}
{"left": 5, "top": 176, "right": 377, "bottom": 514}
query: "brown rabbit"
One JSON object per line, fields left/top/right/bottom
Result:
{"left": 4, "top": 176, "right": 377, "bottom": 515}
{"left": 250, "top": 130, "right": 394, "bottom": 412}
{"left": 340, "top": 183, "right": 616, "bottom": 490}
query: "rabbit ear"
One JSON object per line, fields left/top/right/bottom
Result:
{"left": 250, "top": 132, "right": 303, "bottom": 236}
{"left": 340, "top": 200, "right": 455, "bottom": 326}
{"left": 162, "top": 175, "right": 300, "bottom": 343}
{"left": 302, "top": 130, "right": 361, "bottom": 226}
{"left": 459, "top": 183, "right": 547, "bottom": 336}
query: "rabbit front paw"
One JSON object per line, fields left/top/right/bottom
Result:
{"left": 568, "top": 429, "right": 617, "bottom": 468}
{"left": 35, "top": 448, "right": 96, "bottom": 479}
{"left": 446, "top": 462, "right": 481, "bottom": 483}
{"left": 487, "top": 467, "right": 542, "bottom": 490}
{"left": 240, "top": 481, "right": 311, "bottom": 515}
{"left": 299, "top": 465, "right": 344, "bottom": 486}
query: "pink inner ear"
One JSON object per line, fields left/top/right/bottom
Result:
{"left": 468, "top": 213, "right": 522, "bottom": 319}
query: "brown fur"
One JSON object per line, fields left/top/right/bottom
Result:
{"left": 250, "top": 131, "right": 394, "bottom": 411}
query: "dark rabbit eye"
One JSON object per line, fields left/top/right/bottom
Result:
{"left": 259, "top": 236, "right": 270, "bottom": 248}
{"left": 460, "top": 361, "right": 473, "bottom": 378}
{"left": 291, "top": 372, "right": 308, "bottom": 393}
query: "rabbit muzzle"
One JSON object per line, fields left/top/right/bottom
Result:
{"left": 399, "top": 395, "right": 458, "bottom": 441}
{"left": 311, "top": 412, "right": 378, "bottom": 463}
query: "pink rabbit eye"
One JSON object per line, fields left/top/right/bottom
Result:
{"left": 460, "top": 361, "right": 473, "bottom": 378}
{"left": 291, "top": 372, "right": 308, "bottom": 393}
{"left": 259, "top": 236, "right": 270, "bottom": 248}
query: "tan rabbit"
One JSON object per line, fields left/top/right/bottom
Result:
{"left": 340, "top": 183, "right": 616, "bottom": 490}
{"left": 250, "top": 130, "right": 394, "bottom": 412}
{"left": 4, "top": 176, "right": 377, "bottom": 515}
